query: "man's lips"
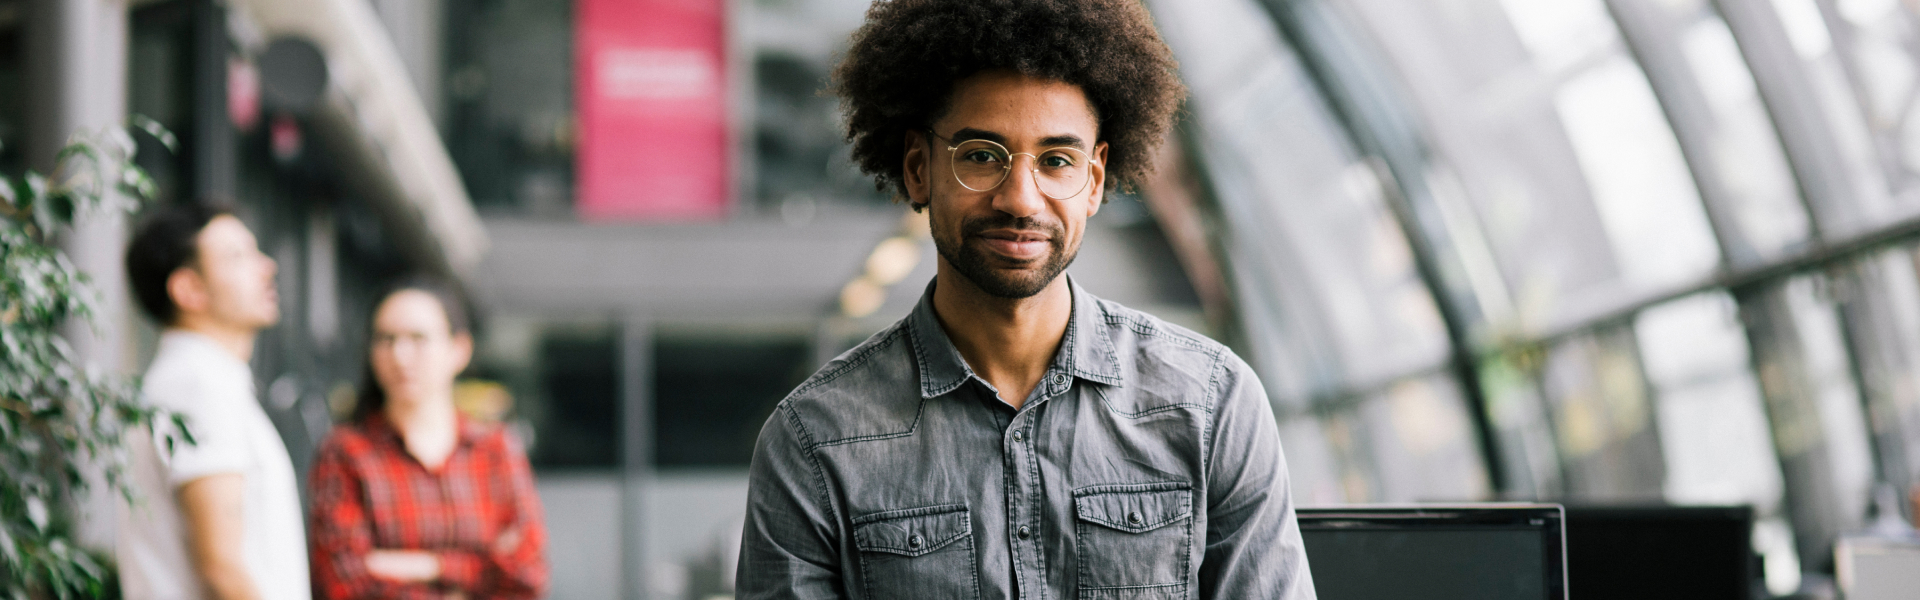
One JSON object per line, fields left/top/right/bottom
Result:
{"left": 973, "top": 229, "right": 1053, "bottom": 261}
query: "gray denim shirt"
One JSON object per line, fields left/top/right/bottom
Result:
{"left": 738, "top": 278, "right": 1315, "bottom": 600}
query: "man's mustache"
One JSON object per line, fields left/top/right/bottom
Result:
{"left": 961, "top": 215, "right": 1064, "bottom": 242}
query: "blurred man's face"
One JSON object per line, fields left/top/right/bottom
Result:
{"left": 908, "top": 70, "right": 1108, "bottom": 298}
{"left": 179, "top": 215, "right": 280, "bottom": 330}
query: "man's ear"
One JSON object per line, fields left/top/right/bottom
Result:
{"left": 903, "top": 130, "right": 931, "bottom": 210}
{"left": 166, "top": 267, "right": 210, "bottom": 321}
{"left": 1086, "top": 141, "right": 1110, "bottom": 217}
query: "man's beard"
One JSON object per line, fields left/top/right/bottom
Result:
{"left": 932, "top": 209, "right": 1078, "bottom": 299}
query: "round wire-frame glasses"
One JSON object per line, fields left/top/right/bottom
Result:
{"left": 928, "top": 129, "right": 1096, "bottom": 200}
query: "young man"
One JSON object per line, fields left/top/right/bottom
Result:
{"left": 738, "top": 1, "right": 1316, "bottom": 598}
{"left": 118, "top": 204, "right": 310, "bottom": 600}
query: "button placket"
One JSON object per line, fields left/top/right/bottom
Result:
{"left": 1004, "top": 406, "right": 1045, "bottom": 597}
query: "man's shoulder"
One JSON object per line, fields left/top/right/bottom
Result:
{"left": 140, "top": 346, "right": 251, "bottom": 413}
{"left": 1091, "top": 297, "right": 1235, "bottom": 368}
{"left": 768, "top": 320, "right": 923, "bottom": 449}
{"left": 1087, "top": 296, "right": 1252, "bottom": 408}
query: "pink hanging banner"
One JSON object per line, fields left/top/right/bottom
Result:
{"left": 576, "top": 0, "right": 729, "bottom": 220}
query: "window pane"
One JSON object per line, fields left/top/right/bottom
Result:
{"left": 1734, "top": 0, "right": 1903, "bottom": 233}
{"left": 653, "top": 335, "right": 811, "bottom": 468}
{"left": 1358, "top": 375, "right": 1492, "bottom": 502}
{"left": 443, "top": 0, "right": 576, "bottom": 215}
{"left": 1278, "top": 416, "right": 1348, "bottom": 506}
{"left": 1151, "top": 0, "right": 1451, "bottom": 402}
{"left": 1635, "top": 292, "right": 1786, "bottom": 508}
{"left": 528, "top": 327, "right": 622, "bottom": 468}
{"left": 1731, "top": 274, "right": 1876, "bottom": 564}
{"left": 1540, "top": 326, "right": 1666, "bottom": 501}
{"left": 1634, "top": 292, "right": 1805, "bottom": 593}
{"left": 1674, "top": 10, "right": 1809, "bottom": 258}
{"left": 1780, "top": 276, "right": 1876, "bottom": 527}
{"left": 1834, "top": 247, "right": 1920, "bottom": 520}
{"left": 1342, "top": 0, "right": 1723, "bottom": 335}
{"left": 1828, "top": 0, "right": 1920, "bottom": 188}
{"left": 1479, "top": 354, "right": 1566, "bottom": 499}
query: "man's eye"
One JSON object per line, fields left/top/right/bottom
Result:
{"left": 964, "top": 150, "right": 1003, "bottom": 164}
{"left": 1041, "top": 154, "right": 1076, "bottom": 168}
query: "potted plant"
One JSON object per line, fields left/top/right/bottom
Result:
{"left": 1, "top": 119, "right": 175, "bottom": 599}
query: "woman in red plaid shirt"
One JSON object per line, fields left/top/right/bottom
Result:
{"left": 309, "top": 279, "right": 549, "bottom": 599}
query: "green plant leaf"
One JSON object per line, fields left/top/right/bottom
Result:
{"left": 131, "top": 114, "right": 178, "bottom": 152}
{"left": 23, "top": 497, "right": 45, "bottom": 533}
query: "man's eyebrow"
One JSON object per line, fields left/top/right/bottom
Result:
{"left": 949, "top": 128, "right": 1089, "bottom": 150}
{"left": 1040, "top": 134, "right": 1087, "bottom": 150}
{"left": 949, "top": 128, "right": 1007, "bottom": 144}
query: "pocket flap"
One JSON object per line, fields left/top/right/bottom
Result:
{"left": 1074, "top": 483, "right": 1193, "bottom": 534}
{"left": 853, "top": 504, "right": 971, "bottom": 557}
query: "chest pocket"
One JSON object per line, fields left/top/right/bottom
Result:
{"left": 853, "top": 504, "right": 978, "bottom": 600}
{"left": 1073, "top": 482, "right": 1194, "bottom": 598}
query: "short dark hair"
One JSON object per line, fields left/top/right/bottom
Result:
{"left": 125, "top": 203, "right": 234, "bottom": 325}
{"left": 353, "top": 275, "right": 475, "bottom": 422}
{"left": 833, "top": 0, "right": 1186, "bottom": 201}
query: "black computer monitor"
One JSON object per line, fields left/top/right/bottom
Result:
{"left": 1298, "top": 504, "right": 1568, "bottom": 600}
{"left": 1561, "top": 505, "right": 1754, "bottom": 600}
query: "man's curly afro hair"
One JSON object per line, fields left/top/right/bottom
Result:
{"left": 833, "top": 0, "right": 1186, "bottom": 201}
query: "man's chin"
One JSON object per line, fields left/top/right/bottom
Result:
{"left": 965, "top": 269, "right": 1060, "bottom": 299}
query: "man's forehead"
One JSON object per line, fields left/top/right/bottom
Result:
{"left": 198, "top": 215, "right": 255, "bottom": 251}
{"left": 934, "top": 71, "right": 1100, "bottom": 144}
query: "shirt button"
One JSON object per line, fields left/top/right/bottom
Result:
{"left": 908, "top": 535, "right": 924, "bottom": 549}
{"left": 1017, "top": 525, "right": 1032, "bottom": 540}
{"left": 1012, "top": 430, "right": 1025, "bottom": 442}
{"left": 1050, "top": 373, "right": 1069, "bottom": 386}
{"left": 1127, "top": 511, "right": 1143, "bottom": 526}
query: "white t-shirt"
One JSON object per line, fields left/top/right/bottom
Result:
{"left": 117, "top": 331, "right": 311, "bottom": 600}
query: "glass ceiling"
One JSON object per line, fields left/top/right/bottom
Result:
{"left": 1149, "top": 0, "right": 1920, "bottom": 589}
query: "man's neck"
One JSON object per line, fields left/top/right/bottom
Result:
{"left": 168, "top": 318, "right": 257, "bottom": 363}
{"left": 930, "top": 263, "right": 1073, "bottom": 410}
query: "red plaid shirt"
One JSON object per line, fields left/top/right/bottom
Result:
{"left": 309, "top": 414, "right": 548, "bottom": 599}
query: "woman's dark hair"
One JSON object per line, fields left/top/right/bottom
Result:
{"left": 125, "top": 202, "right": 235, "bottom": 325}
{"left": 832, "top": 0, "right": 1186, "bottom": 202}
{"left": 352, "top": 275, "right": 474, "bottom": 422}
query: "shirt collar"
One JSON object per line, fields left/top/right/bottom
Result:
{"left": 906, "top": 275, "right": 1124, "bottom": 399}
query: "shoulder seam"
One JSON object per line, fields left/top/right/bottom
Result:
{"left": 806, "top": 398, "right": 925, "bottom": 448}
{"left": 1100, "top": 306, "right": 1218, "bottom": 355}
{"left": 787, "top": 322, "right": 907, "bottom": 398}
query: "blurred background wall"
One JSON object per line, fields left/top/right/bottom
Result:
{"left": 9, "top": 0, "right": 1920, "bottom": 598}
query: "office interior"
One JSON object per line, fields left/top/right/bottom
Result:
{"left": 7, "top": 0, "right": 1920, "bottom": 598}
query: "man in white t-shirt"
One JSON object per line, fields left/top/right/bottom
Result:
{"left": 118, "top": 204, "right": 310, "bottom": 600}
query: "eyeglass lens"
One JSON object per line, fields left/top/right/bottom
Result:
{"left": 950, "top": 139, "right": 1091, "bottom": 199}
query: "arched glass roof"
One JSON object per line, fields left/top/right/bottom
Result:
{"left": 1150, "top": 0, "right": 1920, "bottom": 589}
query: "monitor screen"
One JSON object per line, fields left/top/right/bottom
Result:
{"left": 1299, "top": 505, "right": 1567, "bottom": 600}
{"left": 1562, "top": 505, "right": 1753, "bottom": 600}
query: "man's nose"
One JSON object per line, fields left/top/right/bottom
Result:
{"left": 992, "top": 156, "right": 1046, "bottom": 218}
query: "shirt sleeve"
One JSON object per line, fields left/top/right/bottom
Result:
{"left": 437, "top": 430, "right": 549, "bottom": 598}
{"left": 736, "top": 405, "right": 847, "bottom": 600}
{"left": 307, "top": 435, "right": 410, "bottom": 600}
{"left": 151, "top": 375, "right": 252, "bottom": 486}
{"left": 1197, "top": 354, "right": 1317, "bottom": 600}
